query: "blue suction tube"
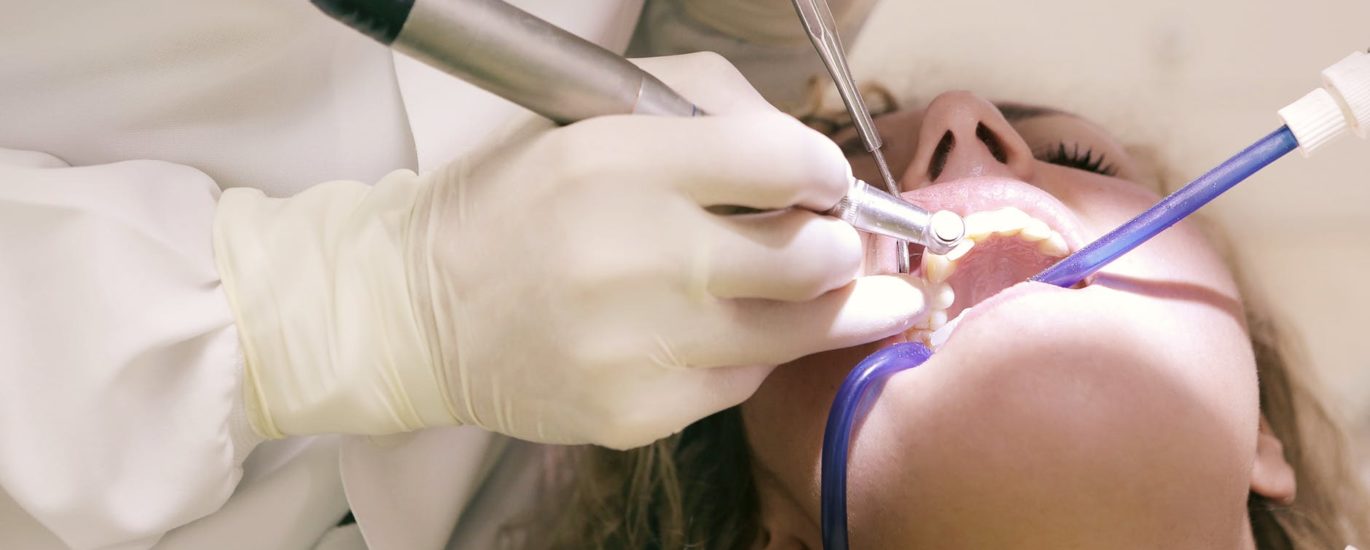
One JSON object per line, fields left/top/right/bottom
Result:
{"left": 820, "top": 342, "right": 933, "bottom": 550}
{"left": 819, "top": 126, "right": 1299, "bottom": 550}
{"left": 1032, "top": 126, "right": 1299, "bottom": 287}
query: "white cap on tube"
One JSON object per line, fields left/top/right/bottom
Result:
{"left": 1322, "top": 50, "right": 1370, "bottom": 138}
{"left": 1279, "top": 88, "right": 1345, "bottom": 156}
{"left": 1279, "top": 50, "right": 1370, "bottom": 156}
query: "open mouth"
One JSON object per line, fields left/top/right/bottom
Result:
{"left": 896, "top": 178, "right": 1090, "bottom": 348}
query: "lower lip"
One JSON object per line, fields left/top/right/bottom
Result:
{"left": 921, "top": 280, "right": 1082, "bottom": 350}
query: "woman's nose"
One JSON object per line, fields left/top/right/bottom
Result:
{"left": 902, "top": 91, "right": 1036, "bottom": 189}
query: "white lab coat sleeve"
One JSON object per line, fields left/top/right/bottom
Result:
{"left": 628, "top": 0, "right": 880, "bottom": 110}
{"left": 0, "top": 148, "right": 263, "bottom": 550}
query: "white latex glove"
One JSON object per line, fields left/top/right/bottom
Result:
{"left": 214, "top": 52, "right": 927, "bottom": 450}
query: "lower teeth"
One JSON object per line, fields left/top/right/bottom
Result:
{"left": 926, "top": 308, "right": 968, "bottom": 349}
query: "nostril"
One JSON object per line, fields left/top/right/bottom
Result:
{"left": 927, "top": 130, "right": 955, "bottom": 181}
{"left": 976, "top": 122, "right": 1008, "bottom": 164}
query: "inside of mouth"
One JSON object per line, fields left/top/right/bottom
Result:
{"left": 908, "top": 232, "right": 1073, "bottom": 350}
{"left": 941, "top": 238, "right": 1062, "bottom": 320}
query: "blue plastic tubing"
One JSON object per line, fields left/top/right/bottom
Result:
{"left": 819, "top": 126, "right": 1298, "bottom": 550}
{"left": 1032, "top": 126, "right": 1299, "bottom": 288}
{"left": 820, "top": 341, "right": 934, "bottom": 550}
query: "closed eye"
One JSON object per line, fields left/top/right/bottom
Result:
{"left": 1035, "top": 142, "right": 1118, "bottom": 177}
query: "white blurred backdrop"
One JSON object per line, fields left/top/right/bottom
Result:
{"left": 844, "top": 0, "right": 1370, "bottom": 463}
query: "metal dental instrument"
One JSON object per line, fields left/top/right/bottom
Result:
{"left": 790, "top": 0, "right": 950, "bottom": 270}
{"left": 310, "top": 0, "right": 964, "bottom": 252}
{"left": 313, "top": 0, "right": 696, "bottom": 123}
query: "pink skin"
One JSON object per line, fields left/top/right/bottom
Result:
{"left": 741, "top": 92, "right": 1294, "bottom": 549}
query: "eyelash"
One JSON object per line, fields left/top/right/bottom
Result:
{"left": 1038, "top": 142, "right": 1118, "bottom": 177}
{"left": 835, "top": 131, "right": 1120, "bottom": 179}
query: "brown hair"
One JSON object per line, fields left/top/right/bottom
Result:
{"left": 506, "top": 408, "right": 758, "bottom": 549}
{"left": 509, "top": 90, "right": 1370, "bottom": 550}
{"left": 1244, "top": 293, "right": 1370, "bottom": 549}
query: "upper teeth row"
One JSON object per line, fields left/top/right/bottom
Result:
{"left": 911, "top": 207, "right": 1071, "bottom": 338}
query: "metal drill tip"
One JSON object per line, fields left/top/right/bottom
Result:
{"left": 929, "top": 210, "right": 965, "bottom": 246}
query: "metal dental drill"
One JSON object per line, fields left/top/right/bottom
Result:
{"left": 310, "top": 0, "right": 965, "bottom": 254}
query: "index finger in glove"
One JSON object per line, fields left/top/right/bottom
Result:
{"left": 684, "top": 274, "right": 930, "bottom": 368}
{"left": 630, "top": 52, "right": 778, "bottom": 115}
{"left": 704, "top": 209, "right": 863, "bottom": 302}
{"left": 566, "top": 112, "right": 850, "bottom": 211}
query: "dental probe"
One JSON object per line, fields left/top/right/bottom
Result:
{"left": 790, "top": 0, "right": 916, "bottom": 272}
{"left": 310, "top": 0, "right": 965, "bottom": 254}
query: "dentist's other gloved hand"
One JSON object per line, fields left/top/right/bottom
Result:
{"left": 213, "top": 52, "right": 927, "bottom": 450}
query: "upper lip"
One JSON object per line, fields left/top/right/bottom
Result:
{"left": 901, "top": 177, "right": 1089, "bottom": 252}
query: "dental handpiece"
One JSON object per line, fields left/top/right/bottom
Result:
{"left": 311, "top": 0, "right": 965, "bottom": 254}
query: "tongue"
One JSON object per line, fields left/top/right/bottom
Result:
{"left": 944, "top": 238, "right": 1060, "bottom": 320}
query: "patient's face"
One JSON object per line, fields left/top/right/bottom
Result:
{"left": 740, "top": 92, "right": 1264, "bottom": 548}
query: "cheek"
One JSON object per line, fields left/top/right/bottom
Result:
{"left": 1031, "top": 167, "right": 1160, "bottom": 235}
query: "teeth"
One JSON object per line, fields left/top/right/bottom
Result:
{"left": 964, "top": 207, "right": 1035, "bottom": 240}
{"left": 930, "top": 283, "right": 956, "bottom": 310}
{"left": 1037, "top": 233, "right": 1069, "bottom": 257}
{"left": 927, "top": 309, "right": 968, "bottom": 349}
{"left": 927, "top": 309, "right": 949, "bottom": 330}
{"left": 1019, "top": 218, "right": 1053, "bottom": 242}
{"left": 962, "top": 211, "right": 997, "bottom": 240}
{"left": 921, "top": 253, "right": 956, "bottom": 283}
{"left": 996, "top": 208, "right": 1031, "bottom": 237}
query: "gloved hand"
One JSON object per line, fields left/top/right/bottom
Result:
{"left": 214, "top": 52, "right": 927, "bottom": 450}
